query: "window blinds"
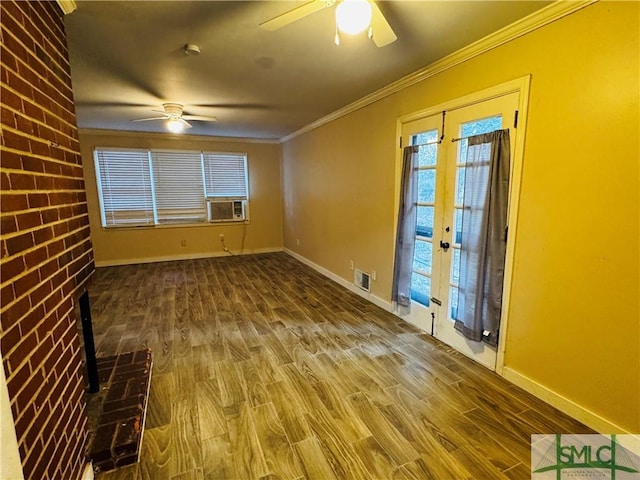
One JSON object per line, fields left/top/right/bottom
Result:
{"left": 151, "top": 150, "right": 206, "bottom": 223}
{"left": 94, "top": 148, "right": 248, "bottom": 228}
{"left": 95, "top": 149, "right": 155, "bottom": 227}
{"left": 203, "top": 153, "right": 248, "bottom": 199}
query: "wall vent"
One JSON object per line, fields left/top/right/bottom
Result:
{"left": 354, "top": 269, "right": 371, "bottom": 292}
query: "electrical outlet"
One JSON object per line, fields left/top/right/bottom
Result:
{"left": 180, "top": 239, "right": 186, "bottom": 247}
{"left": 372, "top": 270, "right": 377, "bottom": 281}
{"left": 219, "top": 234, "right": 224, "bottom": 240}
{"left": 296, "top": 238, "right": 300, "bottom": 246}
{"left": 349, "top": 260, "right": 354, "bottom": 271}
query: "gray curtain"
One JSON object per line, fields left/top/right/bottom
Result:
{"left": 454, "top": 129, "right": 510, "bottom": 346}
{"left": 392, "top": 145, "right": 419, "bottom": 314}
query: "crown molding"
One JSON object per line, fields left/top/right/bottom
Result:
{"left": 281, "top": 0, "right": 598, "bottom": 143}
{"left": 56, "top": 0, "right": 77, "bottom": 14}
{"left": 78, "top": 128, "right": 281, "bottom": 145}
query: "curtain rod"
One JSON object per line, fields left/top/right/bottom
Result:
{"left": 451, "top": 128, "right": 501, "bottom": 143}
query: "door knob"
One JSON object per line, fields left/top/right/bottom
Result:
{"left": 440, "top": 240, "right": 450, "bottom": 251}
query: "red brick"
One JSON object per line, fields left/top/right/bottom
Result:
{"left": 16, "top": 210, "right": 41, "bottom": 230}
{"left": 40, "top": 208, "right": 59, "bottom": 224}
{"left": 28, "top": 193, "right": 49, "bottom": 209}
{"left": 0, "top": 193, "right": 29, "bottom": 212}
{"left": 34, "top": 175, "right": 54, "bottom": 190}
{"left": 1, "top": 295, "right": 30, "bottom": 331}
{"left": 1, "top": 283, "right": 16, "bottom": 305}
{"left": 15, "top": 113, "right": 38, "bottom": 136}
{"left": 30, "top": 138, "right": 51, "bottom": 157}
{"left": 0, "top": 214, "right": 18, "bottom": 235}
{"left": 1, "top": 324, "right": 23, "bottom": 359}
{"left": 13, "top": 269, "right": 40, "bottom": 297}
{"left": 10, "top": 330, "right": 38, "bottom": 368}
{"left": 16, "top": 363, "right": 45, "bottom": 403}
{"left": 21, "top": 435, "right": 44, "bottom": 479}
{"left": 5, "top": 231, "right": 34, "bottom": 256}
{"left": 1, "top": 104, "right": 16, "bottom": 128}
{"left": 2, "top": 128, "right": 31, "bottom": 151}
{"left": 9, "top": 172, "right": 36, "bottom": 191}
{"left": 21, "top": 155, "right": 45, "bottom": 173}
{"left": 24, "top": 245, "right": 48, "bottom": 269}
{"left": 14, "top": 403, "right": 36, "bottom": 442}
{"left": 21, "top": 98, "right": 45, "bottom": 122}
{"left": 1, "top": 86, "right": 23, "bottom": 111}
{"left": 29, "top": 279, "right": 52, "bottom": 306}
{"left": 32, "top": 225, "right": 53, "bottom": 244}
{"left": 43, "top": 341, "right": 63, "bottom": 374}
{"left": 0, "top": 172, "right": 10, "bottom": 190}
{"left": 1, "top": 255, "right": 26, "bottom": 278}
{"left": 31, "top": 336, "right": 54, "bottom": 370}
{"left": 0, "top": 150, "right": 22, "bottom": 169}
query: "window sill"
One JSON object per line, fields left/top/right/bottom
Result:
{"left": 101, "top": 220, "right": 250, "bottom": 231}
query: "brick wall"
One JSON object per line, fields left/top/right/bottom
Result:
{"left": 0, "top": 1, "right": 95, "bottom": 479}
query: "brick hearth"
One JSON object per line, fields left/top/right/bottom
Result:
{"left": 85, "top": 349, "right": 152, "bottom": 474}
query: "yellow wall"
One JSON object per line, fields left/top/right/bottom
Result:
{"left": 282, "top": 2, "right": 639, "bottom": 432}
{"left": 80, "top": 130, "right": 283, "bottom": 265}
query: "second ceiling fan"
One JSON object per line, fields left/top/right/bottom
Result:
{"left": 132, "top": 103, "right": 217, "bottom": 133}
{"left": 260, "top": 0, "right": 397, "bottom": 47}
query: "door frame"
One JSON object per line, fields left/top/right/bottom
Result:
{"left": 393, "top": 75, "right": 531, "bottom": 375}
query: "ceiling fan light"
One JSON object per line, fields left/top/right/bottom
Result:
{"left": 167, "top": 118, "right": 184, "bottom": 133}
{"left": 335, "top": 0, "right": 372, "bottom": 35}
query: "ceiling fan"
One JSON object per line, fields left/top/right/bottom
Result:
{"left": 259, "top": 0, "right": 397, "bottom": 47}
{"left": 132, "top": 103, "right": 217, "bottom": 133}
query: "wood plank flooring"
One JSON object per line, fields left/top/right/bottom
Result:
{"left": 88, "top": 252, "right": 593, "bottom": 480}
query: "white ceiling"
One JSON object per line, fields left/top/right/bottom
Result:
{"left": 64, "top": 1, "right": 551, "bottom": 140}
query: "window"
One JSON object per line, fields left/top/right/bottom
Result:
{"left": 94, "top": 148, "right": 248, "bottom": 228}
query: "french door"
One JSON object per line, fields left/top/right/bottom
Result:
{"left": 400, "top": 92, "right": 519, "bottom": 370}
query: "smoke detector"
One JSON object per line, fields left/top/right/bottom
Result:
{"left": 184, "top": 44, "right": 200, "bottom": 55}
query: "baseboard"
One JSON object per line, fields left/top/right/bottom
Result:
{"left": 82, "top": 462, "right": 94, "bottom": 480}
{"left": 502, "top": 367, "right": 634, "bottom": 435}
{"left": 283, "top": 248, "right": 393, "bottom": 313}
{"left": 94, "top": 247, "right": 284, "bottom": 267}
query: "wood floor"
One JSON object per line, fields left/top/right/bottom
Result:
{"left": 88, "top": 252, "right": 592, "bottom": 480}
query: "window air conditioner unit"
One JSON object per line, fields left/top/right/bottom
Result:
{"left": 208, "top": 199, "right": 245, "bottom": 222}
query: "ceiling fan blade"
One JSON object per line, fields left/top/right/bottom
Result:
{"left": 182, "top": 115, "right": 217, "bottom": 122}
{"left": 259, "top": 0, "right": 329, "bottom": 31}
{"left": 131, "top": 116, "right": 168, "bottom": 122}
{"left": 179, "top": 118, "right": 193, "bottom": 129}
{"left": 370, "top": 1, "right": 397, "bottom": 47}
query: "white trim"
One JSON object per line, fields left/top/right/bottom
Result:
{"left": 394, "top": 75, "right": 532, "bottom": 375}
{"left": 496, "top": 76, "right": 532, "bottom": 375}
{"left": 281, "top": 0, "right": 596, "bottom": 143}
{"left": 0, "top": 360, "right": 24, "bottom": 480}
{"left": 94, "top": 247, "right": 283, "bottom": 267}
{"left": 56, "top": 0, "right": 77, "bottom": 14}
{"left": 502, "top": 367, "right": 634, "bottom": 435}
{"left": 79, "top": 128, "right": 280, "bottom": 145}
{"left": 284, "top": 249, "right": 393, "bottom": 313}
{"left": 81, "top": 463, "right": 94, "bottom": 480}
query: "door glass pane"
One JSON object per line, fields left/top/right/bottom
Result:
{"left": 416, "top": 206, "right": 434, "bottom": 238}
{"left": 454, "top": 208, "right": 462, "bottom": 244}
{"left": 409, "top": 128, "right": 438, "bottom": 308}
{"left": 417, "top": 170, "right": 436, "bottom": 203}
{"left": 450, "top": 285, "right": 459, "bottom": 319}
{"left": 455, "top": 167, "right": 465, "bottom": 205}
{"left": 451, "top": 247, "right": 460, "bottom": 284}
{"left": 412, "top": 130, "right": 438, "bottom": 146}
{"left": 413, "top": 240, "right": 432, "bottom": 274}
{"left": 417, "top": 143, "right": 437, "bottom": 167}
{"left": 458, "top": 115, "right": 502, "bottom": 166}
{"left": 452, "top": 114, "right": 503, "bottom": 290}
{"left": 411, "top": 272, "right": 430, "bottom": 306}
